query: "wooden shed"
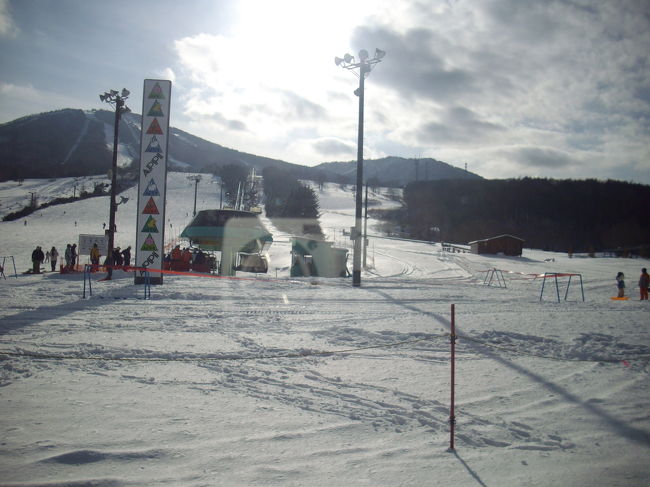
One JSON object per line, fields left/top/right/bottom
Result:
{"left": 469, "top": 234, "right": 524, "bottom": 256}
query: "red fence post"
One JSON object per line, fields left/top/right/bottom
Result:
{"left": 449, "top": 303, "right": 456, "bottom": 451}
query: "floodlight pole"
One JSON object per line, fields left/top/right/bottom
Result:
{"left": 335, "top": 49, "right": 384, "bottom": 287}
{"left": 100, "top": 89, "right": 130, "bottom": 280}
{"left": 352, "top": 64, "right": 367, "bottom": 286}
{"left": 188, "top": 175, "right": 202, "bottom": 216}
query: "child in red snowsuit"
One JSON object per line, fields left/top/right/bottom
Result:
{"left": 639, "top": 268, "right": 649, "bottom": 301}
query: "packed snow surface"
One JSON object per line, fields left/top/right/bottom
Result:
{"left": 1, "top": 174, "right": 649, "bottom": 486}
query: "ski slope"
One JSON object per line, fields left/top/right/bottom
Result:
{"left": 1, "top": 174, "right": 649, "bottom": 486}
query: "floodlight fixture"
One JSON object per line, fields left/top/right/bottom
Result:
{"left": 344, "top": 53, "right": 354, "bottom": 64}
{"left": 335, "top": 56, "right": 344, "bottom": 66}
{"left": 121, "top": 88, "right": 130, "bottom": 98}
{"left": 375, "top": 48, "right": 386, "bottom": 60}
{"left": 358, "top": 49, "right": 369, "bottom": 61}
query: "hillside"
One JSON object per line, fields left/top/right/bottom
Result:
{"left": 316, "top": 156, "right": 481, "bottom": 186}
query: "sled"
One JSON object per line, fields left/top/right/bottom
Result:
{"left": 610, "top": 297, "right": 630, "bottom": 301}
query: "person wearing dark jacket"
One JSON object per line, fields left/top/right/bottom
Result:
{"left": 639, "top": 268, "right": 649, "bottom": 301}
{"left": 31, "top": 246, "right": 45, "bottom": 274}
{"left": 50, "top": 246, "right": 59, "bottom": 272}
{"left": 121, "top": 246, "right": 131, "bottom": 268}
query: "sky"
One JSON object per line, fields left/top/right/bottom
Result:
{"left": 1, "top": 0, "right": 649, "bottom": 183}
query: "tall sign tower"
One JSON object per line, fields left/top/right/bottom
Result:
{"left": 134, "top": 79, "right": 171, "bottom": 284}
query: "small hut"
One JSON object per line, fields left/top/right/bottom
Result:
{"left": 469, "top": 234, "right": 524, "bottom": 256}
{"left": 290, "top": 237, "right": 349, "bottom": 278}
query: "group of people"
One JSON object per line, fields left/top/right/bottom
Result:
{"left": 165, "top": 245, "right": 211, "bottom": 272}
{"left": 30, "top": 245, "right": 72, "bottom": 274}
{"left": 29, "top": 243, "right": 133, "bottom": 274}
{"left": 616, "top": 268, "right": 649, "bottom": 300}
{"left": 89, "top": 243, "right": 132, "bottom": 270}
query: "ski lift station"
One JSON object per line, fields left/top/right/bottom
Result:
{"left": 180, "top": 209, "right": 273, "bottom": 276}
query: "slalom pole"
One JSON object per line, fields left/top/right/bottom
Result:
{"left": 449, "top": 303, "right": 456, "bottom": 451}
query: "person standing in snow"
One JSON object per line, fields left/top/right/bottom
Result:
{"left": 113, "top": 247, "right": 123, "bottom": 268}
{"left": 44, "top": 249, "right": 50, "bottom": 264}
{"left": 121, "top": 246, "right": 131, "bottom": 268}
{"left": 64, "top": 244, "right": 72, "bottom": 271}
{"left": 639, "top": 268, "right": 649, "bottom": 301}
{"left": 616, "top": 272, "right": 626, "bottom": 298}
{"left": 90, "top": 243, "right": 101, "bottom": 270}
{"left": 70, "top": 244, "right": 78, "bottom": 270}
{"left": 50, "top": 246, "right": 59, "bottom": 272}
{"left": 31, "top": 246, "right": 45, "bottom": 274}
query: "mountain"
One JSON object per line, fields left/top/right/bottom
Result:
{"left": 0, "top": 109, "right": 328, "bottom": 181}
{"left": 0, "top": 109, "right": 480, "bottom": 186}
{"left": 316, "top": 156, "right": 482, "bottom": 186}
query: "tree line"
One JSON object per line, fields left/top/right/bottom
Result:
{"left": 396, "top": 178, "right": 650, "bottom": 254}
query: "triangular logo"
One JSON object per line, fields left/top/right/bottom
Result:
{"left": 141, "top": 215, "right": 159, "bottom": 233}
{"left": 147, "top": 100, "right": 165, "bottom": 117}
{"left": 142, "top": 197, "right": 160, "bottom": 214}
{"left": 143, "top": 179, "right": 160, "bottom": 196}
{"left": 146, "top": 118, "right": 163, "bottom": 135}
{"left": 145, "top": 135, "right": 163, "bottom": 153}
{"left": 148, "top": 82, "right": 165, "bottom": 100}
{"left": 140, "top": 234, "right": 158, "bottom": 251}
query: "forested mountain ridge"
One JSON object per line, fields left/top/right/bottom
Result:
{"left": 400, "top": 178, "right": 650, "bottom": 253}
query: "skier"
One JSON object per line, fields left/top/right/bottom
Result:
{"left": 639, "top": 268, "right": 649, "bottom": 301}
{"left": 31, "top": 246, "right": 45, "bottom": 274}
{"left": 50, "top": 246, "right": 59, "bottom": 272}
{"left": 616, "top": 272, "right": 625, "bottom": 298}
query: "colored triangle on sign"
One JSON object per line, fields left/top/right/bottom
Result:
{"left": 145, "top": 135, "right": 163, "bottom": 153}
{"left": 148, "top": 82, "right": 165, "bottom": 100}
{"left": 141, "top": 234, "right": 158, "bottom": 252}
{"left": 143, "top": 179, "right": 160, "bottom": 196}
{"left": 147, "top": 100, "right": 164, "bottom": 117}
{"left": 146, "top": 118, "right": 163, "bottom": 135}
{"left": 141, "top": 215, "right": 159, "bottom": 233}
{"left": 142, "top": 197, "right": 159, "bottom": 214}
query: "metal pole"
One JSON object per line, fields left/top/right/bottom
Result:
{"left": 193, "top": 178, "right": 199, "bottom": 216}
{"left": 449, "top": 303, "right": 456, "bottom": 451}
{"left": 352, "top": 65, "right": 366, "bottom": 287}
{"left": 106, "top": 98, "right": 122, "bottom": 280}
{"left": 363, "top": 182, "right": 368, "bottom": 269}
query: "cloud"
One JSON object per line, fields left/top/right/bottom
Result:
{"left": 0, "top": 83, "right": 83, "bottom": 123}
{"left": 0, "top": 0, "right": 19, "bottom": 38}
{"left": 415, "top": 106, "right": 505, "bottom": 145}
{"left": 509, "top": 146, "right": 575, "bottom": 169}
{"left": 351, "top": 26, "right": 478, "bottom": 102}
{"left": 311, "top": 138, "right": 356, "bottom": 157}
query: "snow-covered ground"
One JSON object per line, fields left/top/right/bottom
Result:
{"left": 1, "top": 174, "right": 649, "bottom": 486}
